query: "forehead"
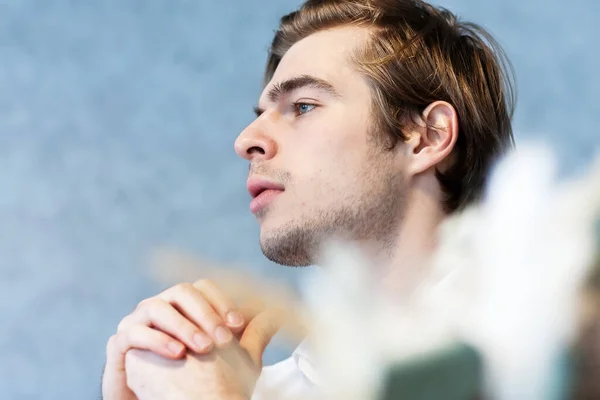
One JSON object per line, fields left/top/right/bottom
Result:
{"left": 261, "top": 26, "right": 371, "bottom": 100}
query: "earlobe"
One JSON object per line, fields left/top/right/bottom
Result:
{"left": 407, "top": 101, "right": 459, "bottom": 175}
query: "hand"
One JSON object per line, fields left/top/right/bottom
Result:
{"left": 125, "top": 310, "right": 280, "bottom": 400}
{"left": 102, "top": 279, "right": 251, "bottom": 400}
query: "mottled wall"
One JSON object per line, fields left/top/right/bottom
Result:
{"left": 0, "top": 0, "right": 597, "bottom": 399}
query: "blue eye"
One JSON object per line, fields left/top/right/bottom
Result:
{"left": 294, "top": 103, "right": 316, "bottom": 115}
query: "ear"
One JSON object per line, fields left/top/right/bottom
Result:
{"left": 403, "top": 101, "right": 459, "bottom": 176}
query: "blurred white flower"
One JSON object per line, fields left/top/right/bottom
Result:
{"left": 427, "top": 143, "right": 600, "bottom": 399}
{"left": 302, "top": 142, "right": 600, "bottom": 400}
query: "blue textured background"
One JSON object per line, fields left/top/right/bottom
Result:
{"left": 0, "top": 1, "right": 598, "bottom": 399}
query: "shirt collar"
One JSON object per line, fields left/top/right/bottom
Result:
{"left": 291, "top": 340, "right": 320, "bottom": 386}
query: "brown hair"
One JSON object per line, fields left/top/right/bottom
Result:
{"left": 264, "top": 0, "right": 516, "bottom": 212}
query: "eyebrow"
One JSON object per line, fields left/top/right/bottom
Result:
{"left": 253, "top": 74, "right": 340, "bottom": 117}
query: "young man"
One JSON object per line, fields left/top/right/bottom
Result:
{"left": 101, "top": 0, "right": 515, "bottom": 399}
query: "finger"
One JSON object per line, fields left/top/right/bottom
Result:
{"left": 193, "top": 279, "right": 246, "bottom": 331}
{"left": 216, "top": 341, "right": 261, "bottom": 398}
{"left": 109, "top": 325, "right": 187, "bottom": 365}
{"left": 239, "top": 310, "right": 284, "bottom": 368}
{"left": 102, "top": 335, "right": 137, "bottom": 400}
{"left": 160, "top": 283, "right": 234, "bottom": 347}
{"left": 231, "top": 303, "right": 266, "bottom": 341}
{"left": 151, "top": 249, "right": 308, "bottom": 343}
{"left": 104, "top": 325, "right": 187, "bottom": 398}
{"left": 122, "top": 298, "right": 214, "bottom": 354}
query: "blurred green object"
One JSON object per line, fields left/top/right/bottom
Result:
{"left": 378, "top": 219, "right": 600, "bottom": 400}
{"left": 379, "top": 343, "right": 483, "bottom": 400}
{"left": 378, "top": 343, "right": 575, "bottom": 400}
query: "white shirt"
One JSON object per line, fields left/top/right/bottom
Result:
{"left": 251, "top": 342, "right": 318, "bottom": 400}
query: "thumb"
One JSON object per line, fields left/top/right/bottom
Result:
{"left": 239, "top": 309, "right": 283, "bottom": 368}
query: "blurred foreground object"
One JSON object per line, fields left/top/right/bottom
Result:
{"left": 151, "top": 143, "right": 600, "bottom": 399}
{"left": 304, "top": 144, "right": 600, "bottom": 400}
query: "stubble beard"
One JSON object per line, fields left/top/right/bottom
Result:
{"left": 259, "top": 161, "right": 405, "bottom": 267}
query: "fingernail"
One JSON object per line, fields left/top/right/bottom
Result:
{"left": 194, "top": 333, "right": 213, "bottom": 351}
{"left": 226, "top": 311, "right": 245, "bottom": 327}
{"left": 214, "top": 326, "right": 233, "bottom": 345}
{"left": 167, "top": 341, "right": 184, "bottom": 355}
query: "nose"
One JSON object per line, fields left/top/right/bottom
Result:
{"left": 234, "top": 118, "right": 278, "bottom": 162}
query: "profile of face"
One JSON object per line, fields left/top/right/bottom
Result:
{"left": 234, "top": 27, "right": 412, "bottom": 266}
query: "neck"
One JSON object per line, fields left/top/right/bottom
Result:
{"left": 379, "top": 174, "right": 447, "bottom": 298}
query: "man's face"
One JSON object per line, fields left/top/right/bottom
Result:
{"left": 235, "top": 26, "right": 410, "bottom": 266}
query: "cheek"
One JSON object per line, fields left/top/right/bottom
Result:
{"left": 284, "top": 164, "right": 342, "bottom": 212}
{"left": 296, "top": 160, "right": 360, "bottom": 209}
{"left": 283, "top": 116, "right": 373, "bottom": 200}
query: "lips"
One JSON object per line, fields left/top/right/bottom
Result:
{"left": 247, "top": 178, "right": 285, "bottom": 198}
{"left": 247, "top": 178, "right": 285, "bottom": 214}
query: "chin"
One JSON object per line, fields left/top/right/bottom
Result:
{"left": 258, "top": 228, "right": 316, "bottom": 267}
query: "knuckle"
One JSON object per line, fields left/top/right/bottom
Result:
{"left": 142, "top": 299, "right": 169, "bottom": 321}
{"left": 141, "top": 296, "right": 164, "bottom": 310}
{"left": 106, "top": 334, "right": 118, "bottom": 352}
{"left": 135, "top": 297, "right": 154, "bottom": 311}
{"left": 174, "top": 282, "right": 195, "bottom": 294}
{"left": 194, "top": 278, "right": 214, "bottom": 291}
{"left": 109, "top": 331, "right": 129, "bottom": 353}
{"left": 117, "top": 315, "right": 133, "bottom": 332}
